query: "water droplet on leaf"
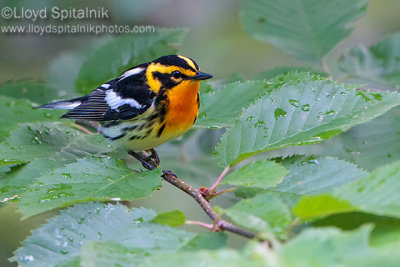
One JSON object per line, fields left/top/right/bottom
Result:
{"left": 274, "top": 108, "right": 287, "bottom": 119}
{"left": 288, "top": 99, "right": 300, "bottom": 107}
{"left": 301, "top": 104, "right": 310, "bottom": 111}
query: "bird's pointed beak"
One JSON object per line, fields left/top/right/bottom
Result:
{"left": 192, "top": 72, "right": 213, "bottom": 81}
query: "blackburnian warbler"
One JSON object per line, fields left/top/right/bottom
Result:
{"left": 39, "top": 55, "right": 213, "bottom": 168}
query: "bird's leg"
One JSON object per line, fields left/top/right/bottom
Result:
{"left": 149, "top": 149, "right": 160, "bottom": 166}
{"left": 142, "top": 149, "right": 160, "bottom": 167}
{"left": 128, "top": 150, "right": 156, "bottom": 170}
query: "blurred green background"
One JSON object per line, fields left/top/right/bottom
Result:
{"left": 1, "top": 0, "right": 400, "bottom": 266}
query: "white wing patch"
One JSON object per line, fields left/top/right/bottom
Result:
{"left": 118, "top": 67, "right": 144, "bottom": 81}
{"left": 105, "top": 90, "right": 143, "bottom": 111}
{"left": 101, "top": 83, "right": 111, "bottom": 89}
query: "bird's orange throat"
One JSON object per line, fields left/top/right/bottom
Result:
{"left": 164, "top": 81, "right": 200, "bottom": 133}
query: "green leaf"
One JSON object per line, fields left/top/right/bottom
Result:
{"left": 303, "top": 107, "right": 400, "bottom": 171}
{"left": 81, "top": 242, "right": 148, "bottom": 267}
{"left": 81, "top": 232, "right": 228, "bottom": 267}
{"left": 0, "top": 96, "right": 63, "bottom": 139}
{"left": 0, "top": 81, "right": 58, "bottom": 103}
{"left": 196, "top": 72, "right": 313, "bottom": 129}
{"left": 277, "top": 226, "right": 400, "bottom": 266}
{"left": 141, "top": 227, "right": 400, "bottom": 266}
{"left": 0, "top": 160, "right": 61, "bottom": 204}
{"left": 254, "top": 67, "right": 328, "bottom": 80}
{"left": 293, "top": 194, "right": 356, "bottom": 220}
{"left": 235, "top": 156, "right": 367, "bottom": 201}
{"left": 0, "top": 159, "right": 25, "bottom": 167}
{"left": 0, "top": 122, "right": 111, "bottom": 163}
{"left": 0, "top": 123, "right": 111, "bottom": 204}
{"left": 312, "top": 212, "right": 400, "bottom": 251}
{"left": 18, "top": 157, "right": 162, "bottom": 218}
{"left": 75, "top": 28, "right": 187, "bottom": 94}
{"left": 214, "top": 77, "right": 400, "bottom": 167}
{"left": 141, "top": 247, "right": 266, "bottom": 267}
{"left": 150, "top": 210, "right": 186, "bottom": 226}
{"left": 234, "top": 156, "right": 366, "bottom": 207}
{"left": 225, "top": 193, "right": 292, "bottom": 239}
{"left": 12, "top": 203, "right": 194, "bottom": 266}
{"left": 195, "top": 81, "right": 266, "bottom": 128}
{"left": 240, "top": 0, "right": 368, "bottom": 62}
{"left": 222, "top": 160, "right": 289, "bottom": 189}
{"left": 334, "top": 160, "right": 400, "bottom": 218}
{"left": 179, "top": 232, "right": 227, "bottom": 251}
{"left": 293, "top": 160, "right": 400, "bottom": 220}
{"left": 338, "top": 33, "right": 400, "bottom": 88}
{"left": 275, "top": 156, "right": 367, "bottom": 195}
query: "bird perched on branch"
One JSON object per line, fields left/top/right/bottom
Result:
{"left": 38, "top": 55, "right": 213, "bottom": 169}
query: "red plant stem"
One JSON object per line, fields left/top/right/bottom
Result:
{"left": 207, "top": 166, "right": 230, "bottom": 194}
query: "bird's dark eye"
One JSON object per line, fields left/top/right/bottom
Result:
{"left": 171, "top": 70, "right": 182, "bottom": 79}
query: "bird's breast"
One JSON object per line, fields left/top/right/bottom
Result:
{"left": 163, "top": 81, "right": 200, "bottom": 133}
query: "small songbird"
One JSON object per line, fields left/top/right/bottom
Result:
{"left": 39, "top": 55, "right": 213, "bottom": 168}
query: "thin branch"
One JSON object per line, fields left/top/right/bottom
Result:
{"left": 129, "top": 154, "right": 264, "bottom": 242}
{"left": 162, "top": 170, "right": 259, "bottom": 241}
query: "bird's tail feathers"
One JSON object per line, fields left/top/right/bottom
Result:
{"left": 35, "top": 96, "right": 88, "bottom": 110}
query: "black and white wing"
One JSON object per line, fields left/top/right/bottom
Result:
{"left": 39, "top": 69, "right": 155, "bottom": 121}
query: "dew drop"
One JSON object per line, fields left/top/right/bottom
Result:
{"left": 301, "top": 104, "right": 310, "bottom": 111}
{"left": 246, "top": 116, "right": 254, "bottom": 122}
{"left": 60, "top": 249, "right": 69, "bottom": 255}
{"left": 62, "top": 173, "right": 72, "bottom": 179}
{"left": 254, "top": 120, "right": 265, "bottom": 128}
{"left": 20, "top": 255, "right": 34, "bottom": 263}
{"left": 274, "top": 108, "right": 287, "bottom": 119}
{"left": 288, "top": 99, "right": 300, "bottom": 107}
{"left": 31, "top": 136, "right": 42, "bottom": 144}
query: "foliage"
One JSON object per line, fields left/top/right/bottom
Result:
{"left": 338, "top": 33, "right": 400, "bottom": 88}
{"left": 2, "top": 2, "right": 400, "bottom": 266}
{"left": 240, "top": 0, "right": 368, "bottom": 62}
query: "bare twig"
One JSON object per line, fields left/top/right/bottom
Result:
{"left": 128, "top": 153, "right": 264, "bottom": 242}
{"left": 161, "top": 170, "right": 258, "bottom": 240}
